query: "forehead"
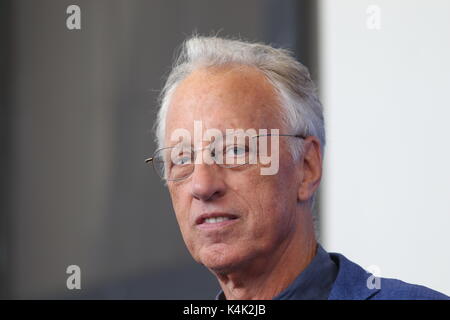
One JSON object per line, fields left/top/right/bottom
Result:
{"left": 165, "top": 65, "right": 285, "bottom": 141}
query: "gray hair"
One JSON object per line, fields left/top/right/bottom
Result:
{"left": 154, "top": 36, "right": 325, "bottom": 221}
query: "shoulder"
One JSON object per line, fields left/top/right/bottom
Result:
{"left": 328, "top": 251, "right": 449, "bottom": 300}
{"left": 372, "top": 276, "right": 448, "bottom": 300}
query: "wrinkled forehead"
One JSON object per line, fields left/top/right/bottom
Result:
{"left": 165, "top": 66, "right": 286, "bottom": 145}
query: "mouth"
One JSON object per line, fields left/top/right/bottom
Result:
{"left": 195, "top": 212, "right": 239, "bottom": 230}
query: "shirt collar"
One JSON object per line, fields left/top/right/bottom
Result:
{"left": 215, "top": 243, "right": 338, "bottom": 300}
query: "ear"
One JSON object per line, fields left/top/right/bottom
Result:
{"left": 297, "top": 136, "right": 323, "bottom": 202}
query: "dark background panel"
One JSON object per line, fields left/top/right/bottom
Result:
{"left": 1, "top": 0, "right": 317, "bottom": 299}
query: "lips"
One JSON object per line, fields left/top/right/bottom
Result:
{"left": 195, "top": 212, "right": 239, "bottom": 226}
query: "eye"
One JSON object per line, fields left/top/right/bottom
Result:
{"left": 173, "top": 152, "right": 193, "bottom": 165}
{"left": 175, "top": 157, "right": 190, "bottom": 165}
{"left": 225, "top": 145, "right": 247, "bottom": 157}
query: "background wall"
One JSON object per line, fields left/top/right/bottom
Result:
{"left": 1, "top": 0, "right": 316, "bottom": 299}
{"left": 319, "top": 0, "right": 450, "bottom": 295}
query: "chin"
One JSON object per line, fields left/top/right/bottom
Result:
{"left": 197, "top": 243, "right": 248, "bottom": 274}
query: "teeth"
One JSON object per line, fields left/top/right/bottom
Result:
{"left": 204, "top": 216, "right": 232, "bottom": 224}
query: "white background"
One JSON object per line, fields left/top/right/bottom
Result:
{"left": 319, "top": 0, "right": 450, "bottom": 295}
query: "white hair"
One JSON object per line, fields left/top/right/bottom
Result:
{"left": 154, "top": 36, "right": 326, "bottom": 220}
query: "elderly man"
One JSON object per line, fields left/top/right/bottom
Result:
{"left": 147, "top": 36, "right": 448, "bottom": 300}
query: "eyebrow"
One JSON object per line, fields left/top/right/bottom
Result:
{"left": 164, "top": 131, "right": 276, "bottom": 149}
{"left": 165, "top": 141, "right": 192, "bottom": 149}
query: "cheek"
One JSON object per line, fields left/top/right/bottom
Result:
{"left": 169, "top": 188, "right": 200, "bottom": 255}
{"left": 169, "top": 186, "right": 191, "bottom": 230}
{"left": 247, "top": 169, "right": 298, "bottom": 233}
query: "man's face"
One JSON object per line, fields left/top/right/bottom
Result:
{"left": 165, "top": 65, "right": 305, "bottom": 273}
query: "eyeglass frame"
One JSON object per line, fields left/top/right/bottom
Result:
{"left": 145, "top": 133, "right": 307, "bottom": 181}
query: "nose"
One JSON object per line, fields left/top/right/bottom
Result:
{"left": 190, "top": 161, "right": 226, "bottom": 202}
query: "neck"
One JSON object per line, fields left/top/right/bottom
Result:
{"left": 214, "top": 221, "right": 317, "bottom": 300}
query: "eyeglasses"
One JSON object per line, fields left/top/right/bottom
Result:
{"left": 145, "top": 133, "right": 306, "bottom": 182}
